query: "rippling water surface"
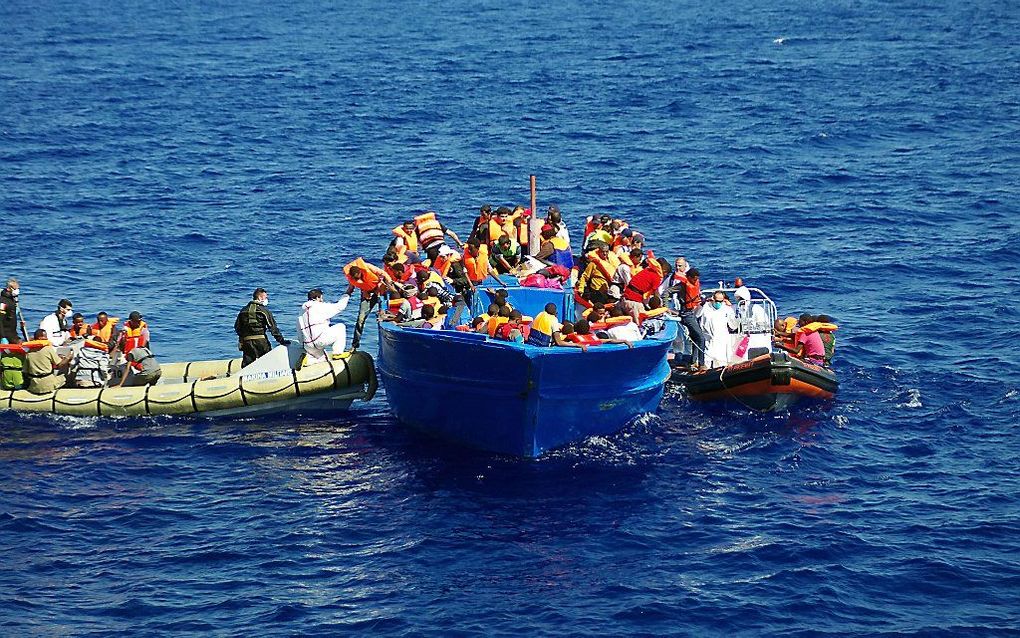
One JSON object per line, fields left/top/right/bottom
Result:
{"left": 2, "top": 0, "right": 1019, "bottom": 635}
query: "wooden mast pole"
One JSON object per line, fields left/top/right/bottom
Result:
{"left": 528, "top": 175, "right": 539, "bottom": 256}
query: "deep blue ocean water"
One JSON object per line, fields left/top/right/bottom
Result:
{"left": 2, "top": 0, "right": 1019, "bottom": 635}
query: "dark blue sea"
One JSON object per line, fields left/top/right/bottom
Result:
{"left": 2, "top": 0, "right": 1019, "bottom": 635}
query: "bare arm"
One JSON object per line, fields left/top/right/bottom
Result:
{"left": 553, "top": 332, "right": 587, "bottom": 352}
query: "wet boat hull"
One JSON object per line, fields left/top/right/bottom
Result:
{"left": 671, "top": 351, "right": 837, "bottom": 411}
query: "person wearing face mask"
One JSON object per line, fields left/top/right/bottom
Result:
{"left": 38, "top": 298, "right": 74, "bottom": 347}
{"left": 700, "top": 290, "right": 738, "bottom": 369}
{"left": 234, "top": 287, "right": 291, "bottom": 368}
{"left": 0, "top": 278, "right": 26, "bottom": 342}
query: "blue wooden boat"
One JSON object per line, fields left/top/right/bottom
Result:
{"left": 376, "top": 277, "right": 677, "bottom": 457}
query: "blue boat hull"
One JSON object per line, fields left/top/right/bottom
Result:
{"left": 377, "top": 319, "right": 676, "bottom": 457}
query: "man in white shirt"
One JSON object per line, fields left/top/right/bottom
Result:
{"left": 38, "top": 298, "right": 74, "bottom": 347}
{"left": 700, "top": 290, "right": 738, "bottom": 369}
{"left": 297, "top": 288, "right": 351, "bottom": 364}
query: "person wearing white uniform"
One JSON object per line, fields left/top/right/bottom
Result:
{"left": 733, "top": 286, "right": 772, "bottom": 360}
{"left": 38, "top": 298, "right": 74, "bottom": 347}
{"left": 297, "top": 288, "right": 351, "bottom": 364}
{"left": 700, "top": 290, "right": 738, "bottom": 369}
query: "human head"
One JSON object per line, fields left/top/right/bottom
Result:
{"left": 734, "top": 286, "right": 751, "bottom": 302}
{"left": 599, "top": 214, "right": 611, "bottom": 226}
{"left": 307, "top": 288, "right": 324, "bottom": 301}
{"left": 675, "top": 257, "right": 688, "bottom": 272}
{"left": 96, "top": 312, "right": 109, "bottom": 325}
{"left": 560, "top": 321, "right": 575, "bottom": 336}
{"left": 589, "top": 307, "right": 606, "bottom": 322}
{"left": 7, "top": 335, "right": 20, "bottom": 345}
{"left": 128, "top": 311, "right": 143, "bottom": 326}
{"left": 471, "top": 316, "right": 485, "bottom": 329}
{"left": 574, "top": 319, "right": 592, "bottom": 335}
{"left": 686, "top": 268, "right": 700, "bottom": 283}
{"left": 466, "top": 239, "right": 480, "bottom": 255}
{"left": 348, "top": 265, "right": 363, "bottom": 279}
{"left": 630, "top": 248, "right": 643, "bottom": 262}
{"left": 648, "top": 295, "right": 663, "bottom": 310}
{"left": 798, "top": 313, "right": 815, "bottom": 327}
{"left": 487, "top": 303, "right": 500, "bottom": 315}
{"left": 252, "top": 287, "right": 268, "bottom": 302}
{"left": 497, "top": 235, "right": 511, "bottom": 250}
{"left": 34, "top": 328, "right": 47, "bottom": 340}
{"left": 71, "top": 313, "right": 85, "bottom": 326}
{"left": 499, "top": 306, "right": 511, "bottom": 318}
{"left": 509, "top": 309, "right": 523, "bottom": 322}
{"left": 774, "top": 318, "right": 786, "bottom": 333}
{"left": 5, "top": 278, "right": 16, "bottom": 292}
{"left": 816, "top": 314, "right": 831, "bottom": 323}
{"left": 479, "top": 204, "right": 492, "bottom": 217}
{"left": 57, "top": 299, "right": 73, "bottom": 317}
{"left": 544, "top": 303, "right": 557, "bottom": 316}
{"left": 712, "top": 291, "right": 728, "bottom": 303}
{"left": 596, "top": 242, "right": 610, "bottom": 258}
{"left": 422, "top": 305, "right": 435, "bottom": 320}
{"left": 609, "top": 306, "right": 626, "bottom": 318}
{"left": 402, "top": 220, "right": 415, "bottom": 232}
{"left": 541, "top": 225, "right": 555, "bottom": 240}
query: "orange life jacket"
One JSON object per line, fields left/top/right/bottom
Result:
{"left": 464, "top": 245, "right": 490, "bottom": 283}
{"left": 591, "top": 316, "right": 633, "bottom": 331}
{"left": 90, "top": 318, "right": 118, "bottom": 342}
{"left": 121, "top": 321, "right": 148, "bottom": 355}
{"left": 344, "top": 257, "right": 384, "bottom": 293}
{"left": 0, "top": 339, "right": 49, "bottom": 354}
{"left": 639, "top": 307, "right": 669, "bottom": 324}
{"left": 433, "top": 254, "right": 453, "bottom": 278}
{"left": 415, "top": 212, "right": 444, "bottom": 250}
{"left": 487, "top": 316, "right": 509, "bottom": 338}
{"left": 564, "top": 332, "right": 601, "bottom": 345}
{"left": 391, "top": 225, "right": 419, "bottom": 254}
{"left": 68, "top": 324, "right": 91, "bottom": 338}
{"left": 586, "top": 251, "right": 619, "bottom": 281}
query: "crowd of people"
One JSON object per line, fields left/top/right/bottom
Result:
{"left": 0, "top": 278, "right": 161, "bottom": 394}
{"left": 337, "top": 203, "right": 838, "bottom": 367}
{"left": 1, "top": 204, "right": 837, "bottom": 395}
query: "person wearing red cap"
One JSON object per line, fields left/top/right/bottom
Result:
{"left": 535, "top": 224, "right": 573, "bottom": 269}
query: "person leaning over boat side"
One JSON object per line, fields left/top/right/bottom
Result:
{"left": 0, "top": 278, "right": 26, "bottom": 342}
{"left": 526, "top": 303, "right": 563, "bottom": 347}
{"left": 793, "top": 314, "right": 826, "bottom": 366}
{"left": 116, "top": 344, "right": 161, "bottom": 387}
{"left": 815, "top": 314, "right": 837, "bottom": 364}
{"left": 344, "top": 257, "right": 394, "bottom": 301}
{"left": 23, "top": 329, "right": 73, "bottom": 394}
{"left": 298, "top": 288, "right": 351, "bottom": 364}
{"left": 38, "top": 298, "right": 74, "bottom": 347}
{"left": 234, "top": 287, "right": 292, "bottom": 368}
